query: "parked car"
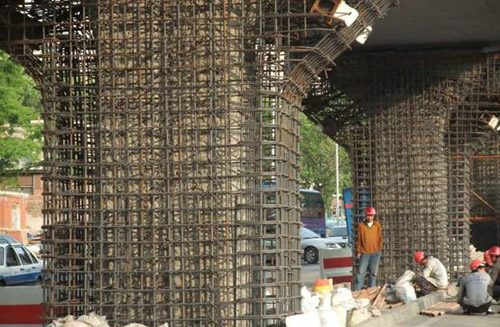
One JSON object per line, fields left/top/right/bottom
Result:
{"left": 325, "top": 224, "right": 349, "bottom": 248}
{"left": 0, "top": 242, "right": 43, "bottom": 286}
{"left": 300, "top": 227, "right": 340, "bottom": 264}
{"left": 0, "top": 234, "right": 21, "bottom": 245}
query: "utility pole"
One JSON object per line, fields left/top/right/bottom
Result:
{"left": 335, "top": 142, "right": 340, "bottom": 220}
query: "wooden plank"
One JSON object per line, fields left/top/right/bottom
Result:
{"left": 352, "top": 286, "right": 381, "bottom": 300}
{"left": 372, "top": 284, "right": 388, "bottom": 308}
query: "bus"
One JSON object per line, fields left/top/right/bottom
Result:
{"left": 300, "top": 189, "right": 326, "bottom": 236}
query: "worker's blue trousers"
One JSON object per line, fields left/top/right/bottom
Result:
{"left": 354, "top": 251, "right": 382, "bottom": 291}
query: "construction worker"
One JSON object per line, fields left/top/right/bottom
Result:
{"left": 457, "top": 259, "right": 493, "bottom": 315}
{"left": 487, "top": 245, "right": 500, "bottom": 301}
{"left": 413, "top": 251, "right": 448, "bottom": 296}
{"left": 484, "top": 249, "right": 493, "bottom": 267}
{"left": 354, "top": 206, "right": 383, "bottom": 291}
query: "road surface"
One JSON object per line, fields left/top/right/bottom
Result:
{"left": 301, "top": 263, "right": 320, "bottom": 288}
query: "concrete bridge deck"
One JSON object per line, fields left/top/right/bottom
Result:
{"left": 363, "top": 0, "right": 500, "bottom": 50}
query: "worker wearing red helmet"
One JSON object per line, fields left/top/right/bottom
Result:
{"left": 354, "top": 206, "right": 383, "bottom": 291}
{"left": 413, "top": 250, "right": 448, "bottom": 295}
{"left": 487, "top": 245, "right": 500, "bottom": 301}
{"left": 484, "top": 250, "right": 493, "bottom": 267}
{"left": 457, "top": 259, "right": 493, "bottom": 315}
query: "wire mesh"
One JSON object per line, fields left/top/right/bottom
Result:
{"left": 307, "top": 50, "right": 500, "bottom": 282}
{"left": 471, "top": 134, "right": 500, "bottom": 251}
{"left": 0, "top": 0, "right": 399, "bottom": 326}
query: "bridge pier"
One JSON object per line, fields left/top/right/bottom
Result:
{"left": 0, "top": 0, "right": 400, "bottom": 324}
{"left": 331, "top": 50, "right": 500, "bottom": 282}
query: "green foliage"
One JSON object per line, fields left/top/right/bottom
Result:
{"left": 0, "top": 50, "right": 42, "bottom": 176}
{"left": 299, "top": 113, "right": 352, "bottom": 211}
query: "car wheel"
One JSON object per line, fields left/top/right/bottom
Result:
{"left": 304, "top": 247, "right": 319, "bottom": 264}
{"left": 0, "top": 280, "right": 5, "bottom": 287}
{"left": 35, "top": 277, "right": 42, "bottom": 286}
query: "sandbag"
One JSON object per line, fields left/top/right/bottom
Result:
{"left": 77, "top": 312, "right": 109, "bottom": 327}
{"left": 395, "top": 270, "right": 417, "bottom": 303}
{"left": 48, "top": 313, "right": 169, "bottom": 327}
{"left": 286, "top": 313, "right": 321, "bottom": 327}
{"left": 318, "top": 294, "right": 342, "bottom": 327}
{"left": 347, "top": 307, "right": 370, "bottom": 327}
{"left": 395, "top": 270, "right": 415, "bottom": 286}
{"left": 301, "top": 286, "right": 320, "bottom": 314}
{"left": 331, "top": 288, "right": 354, "bottom": 305}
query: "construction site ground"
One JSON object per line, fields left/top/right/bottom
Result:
{"left": 355, "top": 295, "right": 500, "bottom": 327}
{"left": 396, "top": 303, "right": 500, "bottom": 327}
{"left": 301, "top": 265, "right": 500, "bottom": 326}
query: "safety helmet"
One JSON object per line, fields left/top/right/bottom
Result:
{"left": 365, "top": 207, "right": 376, "bottom": 216}
{"left": 470, "top": 258, "right": 485, "bottom": 271}
{"left": 490, "top": 246, "right": 500, "bottom": 257}
{"left": 414, "top": 251, "right": 425, "bottom": 264}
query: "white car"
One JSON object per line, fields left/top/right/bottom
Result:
{"left": 0, "top": 240, "right": 43, "bottom": 286}
{"left": 325, "top": 225, "right": 349, "bottom": 248}
{"left": 300, "top": 227, "right": 341, "bottom": 264}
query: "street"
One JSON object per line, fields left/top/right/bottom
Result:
{"left": 301, "top": 263, "right": 320, "bottom": 288}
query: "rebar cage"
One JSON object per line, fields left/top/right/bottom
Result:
{"left": 309, "top": 50, "right": 500, "bottom": 282}
{"left": 0, "top": 0, "right": 399, "bottom": 326}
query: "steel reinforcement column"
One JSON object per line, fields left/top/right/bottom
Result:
{"left": 2, "top": 0, "right": 400, "bottom": 326}
{"left": 334, "top": 51, "right": 493, "bottom": 282}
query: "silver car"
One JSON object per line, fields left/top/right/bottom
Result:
{"left": 0, "top": 236, "right": 43, "bottom": 286}
{"left": 300, "top": 227, "right": 340, "bottom": 264}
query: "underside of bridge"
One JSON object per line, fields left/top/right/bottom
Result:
{"left": 305, "top": 0, "right": 500, "bottom": 281}
{"left": 1, "top": 0, "right": 499, "bottom": 326}
{"left": 307, "top": 50, "right": 500, "bottom": 282}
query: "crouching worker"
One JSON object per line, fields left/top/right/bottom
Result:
{"left": 488, "top": 246, "right": 500, "bottom": 301}
{"left": 413, "top": 251, "right": 448, "bottom": 296}
{"left": 458, "top": 259, "right": 493, "bottom": 315}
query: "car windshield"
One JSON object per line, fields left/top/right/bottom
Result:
{"left": 329, "top": 227, "right": 348, "bottom": 237}
{"left": 300, "top": 228, "right": 320, "bottom": 239}
{"left": 0, "top": 247, "right": 4, "bottom": 266}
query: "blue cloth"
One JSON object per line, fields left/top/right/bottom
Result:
{"left": 354, "top": 252, "right": 382, "bottom": 291}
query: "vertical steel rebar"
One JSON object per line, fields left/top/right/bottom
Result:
{"left": 0, "top": 0, "right": 400, "bottom": 325}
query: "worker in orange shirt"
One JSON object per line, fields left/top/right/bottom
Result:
{"left": 354, "top": 206, "right": 383, "bottom": 291}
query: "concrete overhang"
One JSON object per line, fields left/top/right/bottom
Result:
{"left": 359, "top": 0, "right": 500, "bottom": 51}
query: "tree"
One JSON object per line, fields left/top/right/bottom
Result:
{"left": 0, "top": 50, "right": 42, "bottom": 177}
{"left": 299, "top": 113, "right": 351, "bottom": 211}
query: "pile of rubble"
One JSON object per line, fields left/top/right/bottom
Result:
{"left": 48, "top": 313, "right": 168, "bottom": 327}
